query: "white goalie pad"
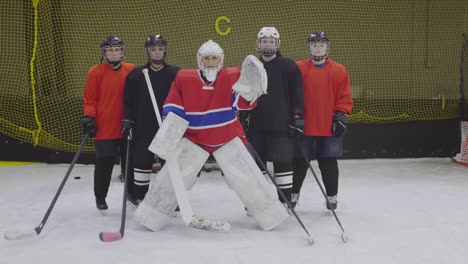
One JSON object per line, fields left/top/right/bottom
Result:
{"left": 213, "top": 137, "right": 288, "bottom": 231}
{"left": 233, "top": 55, "right": 268, "bottom": 102}
{"left": 136, "top": 138, "right": 209, "bottom": 231}
{"left": 148, "top": 112, "right": 189, "bottom": 160}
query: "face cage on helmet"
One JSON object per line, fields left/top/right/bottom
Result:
{"left": 102, "top": 45, "right": 125, "bottom": 66}
{"left": 307, "top": 41, "right": 330, "bottom": 62}
{"left": 146, "top": 45, "right": 168, "bottom": 64}
{"left": 197, "top": 54, "right": 223, "bottom": 82}
{"left": 256, "top": 38, "right": 280, "bottom": 57}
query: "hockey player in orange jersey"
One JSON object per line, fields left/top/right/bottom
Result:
{"left": 81, "top": 36, "right": 136, "bottom": 212}
{"left": 292, "top": 32, "right": 353, "bottom": 210}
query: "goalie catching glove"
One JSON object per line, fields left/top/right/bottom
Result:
{"left": 233, "top": 55, "right": 268, "bottom": 102}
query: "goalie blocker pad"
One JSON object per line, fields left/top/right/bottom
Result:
{"left": 213, "top": 137, "right": 288, "bottom": 231}
{"left": 233, "top": 55, "right": 268, "bottom": 102}
{"left": 136, "top": 138, "right": 209, "bottom": 231}
{"left": 148, "top": 112, "right": 189, "bottom": 160}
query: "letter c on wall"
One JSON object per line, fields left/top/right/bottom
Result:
{"left": 215, "top": 16, "right": 231, "bottom": 36}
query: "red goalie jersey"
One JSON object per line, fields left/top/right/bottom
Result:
{"left": 162, "top": 68, "right": 256, "bottom": 152}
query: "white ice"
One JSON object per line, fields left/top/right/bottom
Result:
{"left": 1, "top": 158, "right": 467, "bottom": 264}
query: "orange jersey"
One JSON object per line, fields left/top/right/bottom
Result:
{"left": 296, "top": 58, "right": 353, "bottom": 136}
{"left": 83, "top": 62, "right": 136, "bottom": 140}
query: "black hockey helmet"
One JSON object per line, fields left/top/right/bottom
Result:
{"left": 100, "top": 35, "right": 125, "bottom": 67}
{"left": 307, "top": 32, "right": 330, "bottom": 62}
{"left": 145, "top": 34, "right": 168, "bottom": 64}
{"left": 307, "top": 31, "right": 329, "bottom": 43}
{"left": 145, "top": 34, "right": 167, "bottom": 48}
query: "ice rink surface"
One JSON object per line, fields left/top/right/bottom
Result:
{"left": 1, "top": 158, "right": 467, "bottom": 264}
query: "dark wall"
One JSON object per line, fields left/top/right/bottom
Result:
{"left": 0, "top": 119, "right": 461, "bottom": 163}
{"left": 343, "top": 119, "right": 460, "bottom": 158}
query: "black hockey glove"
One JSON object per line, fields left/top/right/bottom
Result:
{"left": 80, "top": 116, "right": 96, "bottom": 138}
{"left": 121, "top": 119, "right": 135, "bottom": 140}
{"left": 288, "top": 108, "right": 304, "bottom": 137}
{"left": 332, "top": 111, "right": 348, "bottom": 136}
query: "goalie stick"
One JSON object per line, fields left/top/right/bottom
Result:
{"left": 142, "top": 68, "right": 230, "bottom": 233}
{"left": 289, "top": 125, "right": 349, "bottom": 243}
{"left": 4, "top": 133, "right": 89, "bottom": 240}
{"left": 98, "top": 135, "right": 132, "bottom": 242}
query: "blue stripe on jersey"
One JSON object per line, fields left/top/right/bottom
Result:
{"left": 163, "top": 104, "right": 187, "bottom": 119}
{"left": 231, "top": 92, "right": 237, "bottom": 108}
{"left": 186, "top": 108, "right": 236, "bottom": 129}
{"left": 231, "top": 92, "right": 243, "bottom": 111}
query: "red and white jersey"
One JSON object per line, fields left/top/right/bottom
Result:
{"left": 163, "top": 68, "right": 256, "bottom": 152}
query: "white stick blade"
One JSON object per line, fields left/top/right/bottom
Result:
{"left": 341, "top": 232, "right": 349, "bottom": 243}
{"left": 4, "top": 229, "right": 37, "bottom": 240}
{"left": 190, "top": 216, "right": 231, "bottom": 233}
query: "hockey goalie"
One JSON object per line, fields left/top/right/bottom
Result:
{"left": 135, "top": 40, "right": 289, "bottom": 232}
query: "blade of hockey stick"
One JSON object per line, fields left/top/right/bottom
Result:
{"left": 167, "top": 158, "right": 230, "bottom": 233}
{"left": 4, "top": 133, "right": 89, "bottom": 241}
{"left": 189, "top": 216, "right": 230, "bottom": 233}
{"left": 99, "top": 231, "right": 122, "bottom": 242}
{"left": 4, "top": 229, "right": 38, "bottom": 240}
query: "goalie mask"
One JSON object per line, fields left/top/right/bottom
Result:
{"left": 145, "top": 34, "right": 168, "bottom": 65}
{"left": 307, "top": 32, "right": 330, "bottom": 64}
{"left": 256, "top": 27, "right": 280, "bottom": 57}
{"left": 101, "top": 36, "right": 125, "bottom": 68}
{"left": 197, "top": 40, "right": 224, "bottom": 82}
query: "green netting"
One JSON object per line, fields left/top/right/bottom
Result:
{"left": 1, "top": 0, "right": 467, "bottom": 152}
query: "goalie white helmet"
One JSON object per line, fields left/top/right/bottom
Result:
{"left": 256, "top": 27, "right": 280, "bottom": 57}
{"left": 197, "top": 40, "right": 224, "bottom": 82}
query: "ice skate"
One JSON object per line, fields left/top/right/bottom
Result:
{"left": 96, "top": 197, "right": 108, "bottom": 214}
{"left": 326, "top": 195, "right": 337, "bottom": 210}
{"left": 290, "top": 193, "right": 300, "bottom": 209}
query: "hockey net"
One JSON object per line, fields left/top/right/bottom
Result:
{"left": 452, "top": 121, "right": 468, "bottom": 166}
{"left": 0, "top": 1, "right": 467, "bottom": 153}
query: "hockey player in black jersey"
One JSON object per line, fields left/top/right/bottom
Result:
{"left": 122, "top": 35, "right": 180, "bottom": 206}
{"left": 246, "top": 27, "right": 303, "bottom": 211}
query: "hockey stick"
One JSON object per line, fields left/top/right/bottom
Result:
{"left": 245, "top": 144, "right": 315, "bottom": 245}
{"left": 289, "top": 125, "right": 348, "bottom": 243}
{"left": 142, "top": 68, "right": 230, "bottom": 233}
{"left": 98, "top": 135, "right": 131, "bottom": 242}
{"left": 4, "top": 133, "right": 89, "bottom": 240}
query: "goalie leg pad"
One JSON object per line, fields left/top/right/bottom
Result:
{"left": 136, "top": 138, "right": 209, "bottom": 230}
{"left": 135, "top": 199, "right": 171, "bottom": 231}
{"left": 213, "top": 137, "right": 289, "bottom": 231}
{"left": 177, "top": 138, "right": 210, "bottom": 190}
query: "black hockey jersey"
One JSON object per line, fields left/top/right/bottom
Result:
{"left": 123, "top": 63, "right": 180, "bottom": 146}
{"left": 248, "top": 54, "right": 303, "bottom": 136}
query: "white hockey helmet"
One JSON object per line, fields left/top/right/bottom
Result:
{"left": 197, "top": 40, "right": 224, "bottom": 82}
{"left": 256, "top": 27, "right": 280, "bottom": 57}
